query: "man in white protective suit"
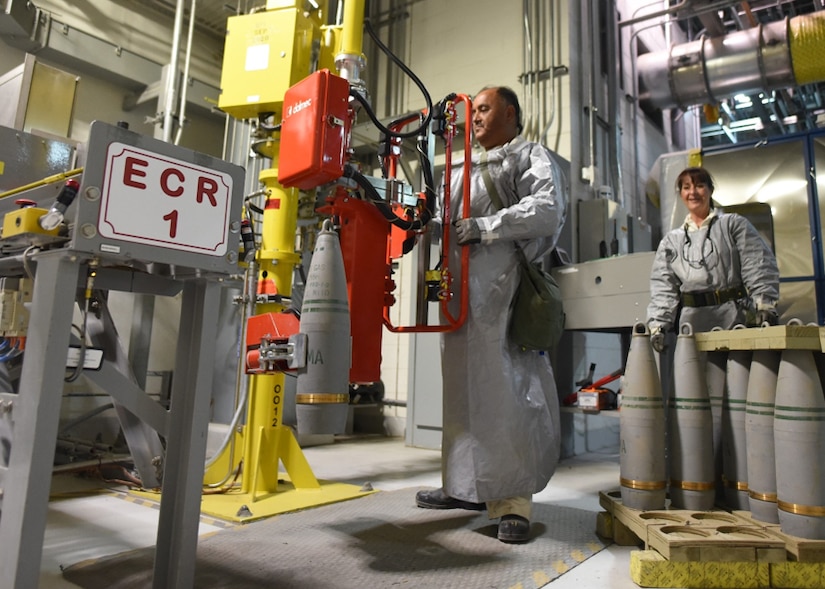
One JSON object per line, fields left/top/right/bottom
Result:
{"left": 415, "top": 86, "right": 568, "bottom": 544}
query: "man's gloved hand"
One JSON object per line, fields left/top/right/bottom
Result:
{"left": 755, "top": 308, "right": 779, "bottom": 327}
{"left": 454, "top": 218, "right": 481, "bottom": 245}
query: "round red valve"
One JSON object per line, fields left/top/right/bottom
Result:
{"left": 14, "top": 199, "right": 37, "bottom": 208}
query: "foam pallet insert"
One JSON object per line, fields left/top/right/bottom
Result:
{"left": 598, "top": 490, "right": 825, "bottom": 589}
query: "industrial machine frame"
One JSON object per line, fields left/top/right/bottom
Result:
{"left": 0, "top": 121, "right": 245, "bottom": 589}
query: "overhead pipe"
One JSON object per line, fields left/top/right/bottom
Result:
{"left": 585, "top": 0, "right": 601, "bottom": 190}
{"left": 606, "top": 0, "right": 625, "bottom": 209}
{"left": 540, "top": 2, "right": 564, "bottom": 152}
{"left": 174, "top": 0, "right": 197, "bottom": 146}
{"left": 519, "top": 1, "right": 564, "bottom": 151}
{"left": 618, "top": 0, "right": 693, "bottom": 30}
{"left": 521, "top": 0, "right": 536, "bottom": 140}
{"left": 638, "top": 11, "right": 825, "bottom": 111}
{"left": 162, "top": 0, "right": 186, "bottom": 142}
{"left": 567, "top": 0, "right": 585, "bottom": 264}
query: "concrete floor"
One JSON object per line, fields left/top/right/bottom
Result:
{"left": 36, "top": 436, "right": 654, "bottom": 589}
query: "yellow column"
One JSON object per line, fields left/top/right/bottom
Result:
{"left": 241, "top": 165, "right": 305, "bottom": 496}
{"left": 340, "top": 0, "right": 366, "bottom": 56}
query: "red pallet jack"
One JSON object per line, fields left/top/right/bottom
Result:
{"left": 563, "top": 364, "right": 622, "bottom": 410}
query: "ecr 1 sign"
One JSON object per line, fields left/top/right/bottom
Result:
{"left": 99, "top": 142, "right": 234, "bottom": 256}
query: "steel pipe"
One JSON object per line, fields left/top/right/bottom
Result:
{"left": 638, "top": 12, "right": 825, "bottom": 110}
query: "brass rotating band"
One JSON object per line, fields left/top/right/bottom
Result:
{"left": 778, "top": 500, "right": 825, "bottom": 517}
{"left": 295, "top": 393, "right": 349, "bottom": 405}
{"left": 723, "top": 479, "right": 749, "bottom": 491}
{"left": 620, "top": 477, "right": 667, "bottom": 491}
{"left": 669, "top": 479, "right": 715, "bottom": 492}
{"left": 749, "top": 490, "right": 778, "bottom": 503}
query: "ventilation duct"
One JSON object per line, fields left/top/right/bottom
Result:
{"left": 638, "top": 12, "right": 825, "bottom": 110}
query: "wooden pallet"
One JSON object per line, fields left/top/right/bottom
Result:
{"left": 598, "top": 489, "right": 825, "bottom": 588}
{"left": 732, "top": 510, "right": 825, "bottom": 563}
{"left": 599, "top": 490, "right": 786, "bottom": 562}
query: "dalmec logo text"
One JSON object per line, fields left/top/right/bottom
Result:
{"left": 285, "top": 98, "right": 312, "bottom": 119}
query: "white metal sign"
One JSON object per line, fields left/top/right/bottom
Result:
{"left": 98, "top": 142, "right": 233, "bottom": 256}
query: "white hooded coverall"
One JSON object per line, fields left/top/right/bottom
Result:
{"left": 437, "top": 135, "right": 567, "bottom": 504}
{"left": 647, "top": 210, "right": 779, "bottom": 334}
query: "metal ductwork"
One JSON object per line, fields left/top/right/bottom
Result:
{"left": 638, "top": 11, "right": 825, "bottom": 110}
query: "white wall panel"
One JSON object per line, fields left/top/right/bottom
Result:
{"left": 404, "top": 0, "right": 522, "bottom": 110}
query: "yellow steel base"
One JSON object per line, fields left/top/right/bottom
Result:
{"left": 198, "top": 476, "right": 374, "bottom": 523}
{"left": 132, "top": 425, "right": 375, "bottom": 523}
{"left": 132, "top": 475, "right": 374, "bottom": 524}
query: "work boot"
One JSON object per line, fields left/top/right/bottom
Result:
{"left": 415, "top": 488, "right": 485, "bottom": 511}
{"left": 497, "top": 514, "right": 530, "bottom": 543}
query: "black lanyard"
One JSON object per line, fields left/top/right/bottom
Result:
{"left": 681, "top": 215, "right": 718, "bottom": 270}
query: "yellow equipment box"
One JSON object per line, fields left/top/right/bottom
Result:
{"left": 1, "top": 205, "right": 61, "bottom": 244}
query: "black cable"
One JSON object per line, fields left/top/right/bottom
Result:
{"left": 378, "top": 113, "right": 422, "bottom": 177}
{"left": 343, "top": 166, "right": 430, "bottom": 231}
{"left": 64, "top": 300, "right": 89, "bottom": 383}
{"left": 244, "top": 194, "right": 265, "bottom": 216}
{"left": 357, "top": 18, "right": 432, "bottom": 139}
{"left": 257, "top": 112, "right": 281, "bottom": 132}
{"left": 415, "top": 136, "right": 436, "bottom": 222}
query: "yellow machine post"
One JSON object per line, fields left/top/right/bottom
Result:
{"left": 240, "top": 166, "right": 316, "bottom": 498}
{"left": 340, "top": 0, "right": 365, "bottom": 57}
{"left": 192, "top": 0, "right": 374, "bottom": 522}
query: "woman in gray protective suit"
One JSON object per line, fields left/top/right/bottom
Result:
{"left": 646, "top": 166, "right": 780, "bottom": 351}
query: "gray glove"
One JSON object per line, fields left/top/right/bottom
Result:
{"left": 650, "top": 331, "right": 666, "bottom": 353}
{"left": 454, "top": 218, "right": 481, "bottom": 245}
{"left": 755, "top": 308, "right": 779, "bottom": 327}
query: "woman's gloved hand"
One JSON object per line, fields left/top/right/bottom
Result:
{"left": 755, "top": 308, "right": 779, "bottom": 326}
{"left": 454, "top": 218, "right": 481, "bottom": 245}
{"left": 649, "top": 324, "right": 667, "bottom": 353}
